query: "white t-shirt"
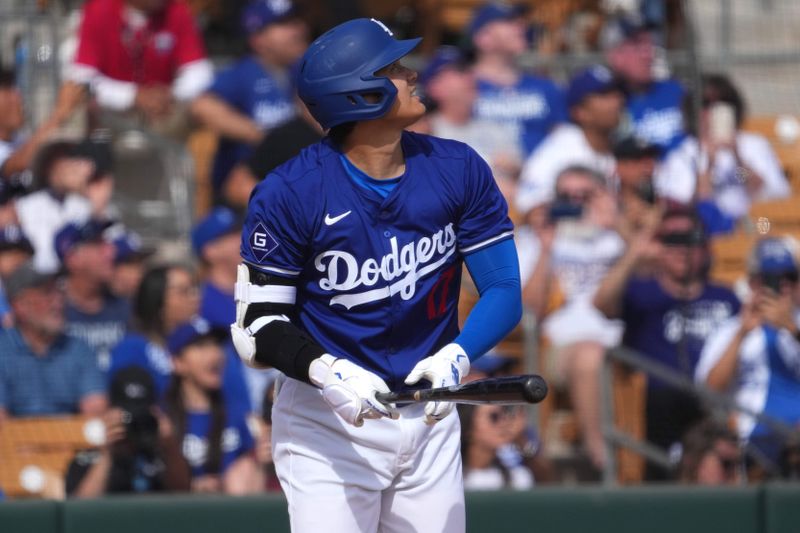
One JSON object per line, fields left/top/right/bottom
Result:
{"left": 15, "top": 190, "right": 93, "bottom": 273}
{"left": 655, "top": 132, "right": 790, "bottom": 218}
{"left": 515, "top": 124, "right": 617, "bottom": 214}
{"left": 516, "top": 223, "right": 625, "bottom": 347}
{"left": 517, "top": 223, "right": 625, "bottom": 301}
{"left": 695, "top": 312, "right": 800, "bottom": 439}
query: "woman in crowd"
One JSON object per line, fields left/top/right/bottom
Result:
{"left": 655, "top": 74, "right": 790, "bottom": 233}
{"left": 459, "top": 404, "right": 538, "bottom": 490}
{"left": 164, "top": 318, "right": 260, "bottom": 494}
{"left": 109, "top": 263, "right": 200, "bottom": 394}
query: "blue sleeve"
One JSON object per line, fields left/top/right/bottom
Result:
{"left": 696, "top": 199, "right": 736, "bottom": 236}
{"left": 241, "top": 172, "right": 310, "bottom": 277}
{"left": 457, "top": 147, "right": 515, "bottom": 254}
{"left": 454, "top": 238, "right": 522, "bottom": 360}
{"left": 209, "top": 64, "right": 244, "bottom": 108}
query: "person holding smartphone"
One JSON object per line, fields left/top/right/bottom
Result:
{"left": 696, "top": 237, "right": 800, "bottom": 472}
{"left": 655, "top": 74, "right": 790, "bottom": 230}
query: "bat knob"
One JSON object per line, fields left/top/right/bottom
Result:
{"left": 523, "top": 375, "right": 548, "bottom": 403}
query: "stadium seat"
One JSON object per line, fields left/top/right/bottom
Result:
{"left": 710, "top": 232, "right": 756, "bottom": 288}
{"left": 0, "top": 417, "right": 102, "bottom": 499}
{"left": 748, "top": 196, "right": 800, "bottom": 238}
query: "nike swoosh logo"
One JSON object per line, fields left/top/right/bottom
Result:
{"left": 324, "top": 210, "right": 352, "bottom": 226}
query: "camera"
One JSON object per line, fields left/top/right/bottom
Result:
{"left": 548, "top": 200, "right": 583, "bottom": 222}
{"left": 110, "top": 367, "right": 159, "bottom": 454}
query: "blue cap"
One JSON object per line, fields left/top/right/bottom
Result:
{"left": 191, "top": 207, "right": 241, "bottom": 255}
{"left": 467, "top": 2, "right": 527, "bottom": 39}
{"left": 241, "top": 0, "right": 297, "bottom": 35}
{"left": 54, "top": 219, "right": 113, "bottom": 263}
{"left": 112, "top": 230, "right": 152, "bottom": 264}
{"left": 601, "top": 13, "right": 656, "bottom": 49}
{"left": 167, "top": 316, "right": 227, "bottom": 356}
{"left": 0, "top": 225, "right": 33, "bottom": 254}
{"left": 750, "top": 238, "right": 798, "bottom": 276}
{"left": 566, "top": 65, "right": 618, "bottom": 107}
{"left": 419, "top": 46, "right": 466, "bottom": 88}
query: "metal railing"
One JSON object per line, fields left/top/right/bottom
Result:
{"left": 599, "top": 345, "right": 799, "bottom": 486}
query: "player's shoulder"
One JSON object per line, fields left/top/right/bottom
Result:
{"left": 250, "top": 139, "right": 335, "bottom": 199}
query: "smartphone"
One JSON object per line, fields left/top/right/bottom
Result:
{"left": 761, "top": 273, "right": 783, "bottom": 294}
{"left": 708, "top": 103, "right": 736, "bottom": 145}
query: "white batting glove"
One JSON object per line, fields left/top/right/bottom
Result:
{"left": 404, "top": 343, "right": 470, "bottom": 425}
{"left": 309, "top": 354, "right": 398, "bottom": 427}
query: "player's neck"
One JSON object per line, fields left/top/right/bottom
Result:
{"left": 342, "top": 125, "right": 405, "bottom": 180}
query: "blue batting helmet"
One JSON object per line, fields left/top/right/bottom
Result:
{"left": 296, "top": 18, "right": 421, "bottom": 129}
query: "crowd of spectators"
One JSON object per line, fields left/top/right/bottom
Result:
{"left": 0, "top": 0, "right": 798, "bottom": 501}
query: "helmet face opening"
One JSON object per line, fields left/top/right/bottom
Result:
{"left": 297, "top": 18, "right": 421, "bottom": 129}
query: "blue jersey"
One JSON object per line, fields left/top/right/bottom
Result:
{"left": 474, "top": 74, "right": 566, "bottom": 156}
{"left": 181, "top": 403, "right": 254, "bottom": 478}
{"left": 241, "top": 132, "right": 514, "bottom": 389}
{"left": 624, "top": 79, "right": 686, "bottom": 157}
{"left": 109, "top": 333, "right": 252, "bottom": 413}
{"left": 622, "top": 277, "right": 740, "bottom": 388}
{"left": 209, "top": 56, "right": 296, "bottom": 191}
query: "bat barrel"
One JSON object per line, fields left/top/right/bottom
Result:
{"left": 376, "top": 374, "right": 548, "bottom": 405}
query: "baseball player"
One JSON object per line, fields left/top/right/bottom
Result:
{"left": 231, "top": 18, "right": 522, "bottom": 533}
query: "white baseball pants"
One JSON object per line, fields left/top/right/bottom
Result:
{"left": 272, "top": 377, "right": 465, "bottom": 533}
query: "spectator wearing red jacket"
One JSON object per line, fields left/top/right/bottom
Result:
{"left": 67, "top": 0, "right": 213, "bottom": 122}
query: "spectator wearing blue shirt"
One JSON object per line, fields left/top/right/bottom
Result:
{"left": 56, "top": 219, "right": 130, "bottom": 372}
{"left": 469, "top": 3, "right": 567, "bottom": 158}
{"left": 0, "top": 263, "right": 107, "bottom": 422}
{"left": 594, "top": 207, "right": 740, "bottom": 480}
{"left": 192, "top": 207, "right": 257, "bottom": 413}
{"left": 697, "top": 237, "right": 800, "bottom": 466}
{"left": 0, "top": 224, "right": 34, "bottom": 328}
{"left": 604, "top": 15, "right": 686, "bottom": 156}
{"left": 163, "top": 318, "right": 259, "bottom": 494}
{"left": 191, "top": 0, "right": 308, "bottom": 200}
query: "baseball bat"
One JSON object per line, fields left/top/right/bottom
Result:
{"left": 375, "top": 374, "right": 548, "bottom": 405}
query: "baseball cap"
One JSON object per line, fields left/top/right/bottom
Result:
{"left": 2, "top": 262, "right": 57, "bottom": 302}
{"left": 419, "top": 46, "right": 467, "bottom": 88}
{"left": 241, "top": 0, "right": 297, "bottom": 35}
{"left": 600, "top": 13, "right": 657, "bottom": 50}
{"left": 167, "top": 316, "right": 228, "bottom": 356}
{"left": 191, "top": 207, "right": 242, "bottom": 255}
{"left": 613, "top": 136, "right": 659, "bottom": 160}
{"left": 54, "top": 219, "right": 114, "bottom": 263}
{"left": 467, "top": 2, "right": 527, "bottom": 39}
{"left": 749, "top": 238, "right": 799, "bottom": 276}
{"left": 0, "top": 225, "right": 34, "bottom": 255}
{"left": 566, "top": 65, "right": 619, "bottom": 107}
{"left": 111, "top": 229, "right": 153, "bottom": 264}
